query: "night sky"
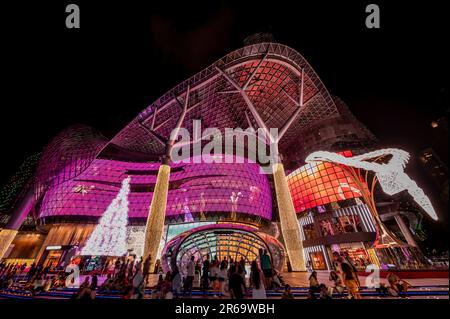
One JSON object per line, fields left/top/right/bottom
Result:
{"left": 1, "top": 1, "right": 448, "bottom": 234}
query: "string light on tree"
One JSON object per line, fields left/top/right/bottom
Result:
{"left": 81, "top": 176, "right": 131, "bottom": 256}
{"left": 0, "top": 153, "right": 40, "bottom": 214}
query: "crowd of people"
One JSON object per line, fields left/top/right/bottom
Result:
{"left": 0, "top": 261, "right": 54, "bottom": 292}
{"left": 305, "top": 251, "right": 411, "bottom": 299}
{"left": 0, "top": 250, "right": 412, "bottom": 299}
{"left": 73, "top": 255, "right": 152, "bottom": 299}
{"left": 149, "top": 248, "right": 284, "bottom": 299}
{"left": 0, "top": 256, "right": 151, "bottom": 299}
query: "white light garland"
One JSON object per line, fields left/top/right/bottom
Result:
{"left": 81, "top": 176, "right": 131, "bottom": 256}
{"left": 305, "top": 149, "right": 438, "bottom": 221}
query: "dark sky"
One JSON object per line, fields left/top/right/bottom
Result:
{"left": 1, "top": 0, "right": 448, "bottom": 183}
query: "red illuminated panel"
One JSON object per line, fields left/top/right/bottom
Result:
{"left": 287, "top": 151, "right": 367, "bottom": 213}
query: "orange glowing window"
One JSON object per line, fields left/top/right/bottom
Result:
{"left": 287, "top": 151, "right": 367, "bottom": 213}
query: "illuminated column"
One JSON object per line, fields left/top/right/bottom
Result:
{"left": 141, "top": 86, "right": 190, "bottom": 272}
{"left": 394, "top": 214, "right": 418, "bottom": 247}
{"left": 143, "top": 164, "right": 171, "bottom": 272}
{"left": 0, "top": 187, "right": 35, "bottom": 259}
{"left": 216, "top": 63, "right": 308, "bottom": 271}
{"left": 272, "top": 163, "right": 306, "bottom": 271}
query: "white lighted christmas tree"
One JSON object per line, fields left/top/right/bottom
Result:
{"left": 81, "top": 176, "right": 131, "bottom": 256}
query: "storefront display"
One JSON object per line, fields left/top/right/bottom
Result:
{"left": 310, "top": 251, "right": 327, "bottom": 270}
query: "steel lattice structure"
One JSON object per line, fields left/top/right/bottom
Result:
{"left": 6, "top": 42, "right": 377, "bottom": 235}
{"left": 108, "top": 42, "right": 340, "bottom": 160}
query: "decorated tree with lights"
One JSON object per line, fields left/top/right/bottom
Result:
{"left": 81, "top": 176, "right": 131, "bottom": 256}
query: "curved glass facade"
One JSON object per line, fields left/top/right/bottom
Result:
{"left": 35, "top": 125, "right": 108, "bottom": 200}
{"left": 38, "top": 156, "right": 272, "bottom": 220}
{"left": 287, "top": 151, "right": 368, "bottom": 213}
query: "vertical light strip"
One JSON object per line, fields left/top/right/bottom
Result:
{"left": 143, "top": 164, "right": 171, "bottom": 272}
{"left": 272, "top": 163, "right": 306, "bottom": 271}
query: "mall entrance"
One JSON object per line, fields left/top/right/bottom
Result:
{"left": 161, "top": 224, "right": 285, "bottom": 276}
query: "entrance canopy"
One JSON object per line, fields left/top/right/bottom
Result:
{"left": 161, "top": 223, "right": 285, "bottom": 275}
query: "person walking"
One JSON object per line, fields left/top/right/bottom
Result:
{"left": 90, "top": 274, "right": 98, "bottom": 291}
{"left": 281, "top": 284, "right": 294, "bottom": 299}
{"left": 331, "top": 251, "right": 345, "bottom": 283}
{"left": 329, "top": 270, "right": 345, "bottom": 296}
{"left": 217, "top": 260, "right": 228, "bottom": 297}
{"left": 239, "top": 257, "right": 246, "bottom": 276}
{"left": 201, "top": 254, "right": 210, "bottom": 295}
{"left": 27, "top": 263, "right": 37, "bottom": 282}
{"left": 172, "top": 266, "right": 182, "bottom": 298}
{"left": 341, "top": 262, "right": 361, "bottom": 299}
{"left": 260, "top": 250, "right": 272, "bottom": 289}
{"left": 387, "top": 271, "right": 410, "bottom": 297}
{"left": 131, "top": 266, "right": 145, "bottom": 299}
{"left": 161, "top": 271, "right": 173, "bottom": 299}
{"left": 184, "top": 256, "right": 195, "bottom": 297}
{"left": 343, "top": 251, "right": 360, "bottom": 287}
{"left": 209, "top": 259, "right": 219, "bottom": 297}
{"left": 258, "top": 248, "right": 264, "bottom": 268}
{"left": 306, "top": 260, "right": 312, "bottom": 273}
{"left": 250, "top": 260, "right": 266, "bottom": 299}
{"left": 319, "top": 284, "right": 332, "bottom": 299}
{"left": 308, "top": 271, "right": 320, "bottom": 298}
{"left": 113, "top": 259, "right": 121, "bottom": 279}
{"left": 75, "top": 276, "right": 94, "bottom": 299}
{"left": 229, "top": 264, "right": 246, "bottom": 299}
{"left": 143, "top": 254, "right": 152, "bottom": 285}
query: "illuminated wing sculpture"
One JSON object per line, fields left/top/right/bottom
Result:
{"left": 305, "top": 149, "right": 438, "bottom": 221}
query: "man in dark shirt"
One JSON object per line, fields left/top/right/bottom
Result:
{"left": 229, "top": 264, "right": 246, "bottom": 299}
{"left": 261, "top": 250, "right": 272, "bottom": 288}
{"left": 143, "top": 254, "right": 151, "bottom": 285}
{"left": 201, "top": 254, "right": 210, "bottom": 294}
{"left": 184, "top": 256, "right": 195, "bottom": 296}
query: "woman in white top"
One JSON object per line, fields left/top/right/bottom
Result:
{"left": 250, "top": 260, "right": 266, "bottom": 299}
{"left": 216, "top": 260, "right": 228, "bottom": 297}
{"left": 131, "top": 268, "right": 145, "bottom": 299}
{"left": 209, "top": 259, "right": 219, "bottom": 293}
{"left": 171, "top": 266, "right": 182, "bottom": 298}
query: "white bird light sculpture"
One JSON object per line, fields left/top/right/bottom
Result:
{"left": 305, "top": 149, "right": 438, "bottom": 221}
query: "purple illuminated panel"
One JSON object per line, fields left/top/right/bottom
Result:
{"left": 35, "top": 125, "right": 108, "bottom": 199}
{"left": 38, "top": 156, "right": 272, "bottom": 220}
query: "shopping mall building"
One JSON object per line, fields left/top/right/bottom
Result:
{"left": 0, "top": 40, "right": 432, "bottom": 273}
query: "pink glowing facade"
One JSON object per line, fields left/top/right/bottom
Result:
{"left": 1, "top": 41, "right": 385, "bottom": 270}
{"left": 24, "top": 42, "right": 376, "bottom": 230}
{"left": 38, "top": 157, "right": 272, "bottom": 221}
{"left": 32, "top": 42, "right": 349, "bottom": 225}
